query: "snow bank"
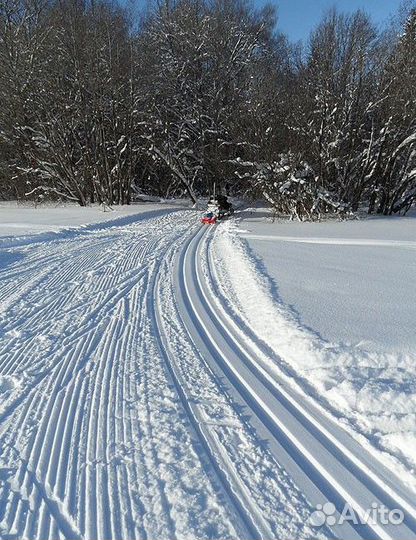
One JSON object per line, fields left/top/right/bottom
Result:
{"left": 212, "top": 213, "right": 416, "bottom": 490}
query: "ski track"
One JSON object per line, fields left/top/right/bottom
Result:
{"left": 210, "top": 227, "right": 416, "bottom": 538}
{"left": 173, "top": 224, "right": 416, "bottom": 540}
{"left": 154, "top": 234, "right": 320, "bottom": 540}
{"left": 0, "top": 211, "right": 248, "bottom": 540}
{"left": 1, "top": 209, "right": 415, "bottom": 540}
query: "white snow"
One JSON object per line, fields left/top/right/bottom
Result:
{"left": 0, "top": 200, "right": 186, "bottom": 238}
{"left": 1, "top": 201, "right": 415, "bottom": 539}
{"left": 0, "top": 205, "right": 320, "bottom": 540}
{"left": 0, "top": 208, "right": 248, "bottom": 540}
{"left": 233, "top": 208, "right": 416, "bottom": 354}
{"left": 211, "top": 208, "right": 416, "bottom": 487}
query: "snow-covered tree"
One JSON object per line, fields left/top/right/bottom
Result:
{"left": 1, "top": 0, "right": 139, "bottom": 205}
{"left": 137, "top": 0, "right": 277, "bottom": 200}
{"left": 286, "top": 10, "right": 378, "bottom": 210}
{"left": 232, "top": 153, "right": 347, "bottom": 220}
{"left": 365, "top": 8, "right": 416, "bottom": 215}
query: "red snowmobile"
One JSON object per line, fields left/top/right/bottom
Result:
{"left": 201, "top": 195, "right": 233, "bottom": 225}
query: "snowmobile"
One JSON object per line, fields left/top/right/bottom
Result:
{"left": 201, "top": 195, "right": 233, "bottom": 224}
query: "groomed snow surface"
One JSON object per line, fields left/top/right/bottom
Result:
{"left": 0, "top": 202, "right": 415, "bottom": 540}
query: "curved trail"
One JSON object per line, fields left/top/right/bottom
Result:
{"left": 172, "top": 224, "right": 416, "bottom": 540}
{"left": 0, "top": 210, "right": 415, "bottom": 540}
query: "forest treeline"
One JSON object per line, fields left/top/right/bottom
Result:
{"left": 0, "top": 0, "right": 415, "bottom": 219}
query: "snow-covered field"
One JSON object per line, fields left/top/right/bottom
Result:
{"left": 0, "top": 203, "right": 415, "bottom": 540}
{"left": 231, "top": 209, "right": 416, "bottom": 354}
{"left": 0, "top": 200, "right": 184, "bottom": 238}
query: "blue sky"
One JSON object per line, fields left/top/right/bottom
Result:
{"left": 253, "top": 0, "right": 404, "bottom": 42}
{"left": 133, "top": 1, "right": 406, "bottom": 42}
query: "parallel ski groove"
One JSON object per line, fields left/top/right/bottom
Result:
{"left": 179, "top": 224, "right": 416, "bottom": 540}
{"left": 202, "top": 229, "right": 416, "bottom": 531}
{"left": 5, "top": 209, "right": 410, "bottom": 540}
{"left": 155, "top": 226, "right": 322, "bottom": 540}
{"left": 152, "top": 251, "right": 263, "bottom": 540}
{"left": 1, "top": 210, "right": 243, "bottom": 540}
